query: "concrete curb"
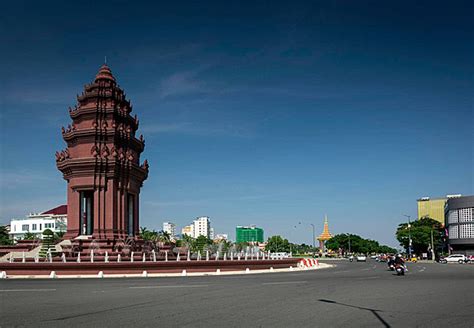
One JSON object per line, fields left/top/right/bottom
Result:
{"left": 1, "top": 263, "right": 333, "bottom": 279}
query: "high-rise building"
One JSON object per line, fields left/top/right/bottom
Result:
{"left": 181, "top": 216, "right": 212, "bottom": 238}
{"left": 417, "top": 195, "right": 462, "bottom": 225}
{"left": 193, "top": 216, "right": 211, "bottom": 238}
{"left": 162, "top": 222, "right": 176, "bottom": 237}
{"left": 236, "top": 225, "right": 264, "bottom": 243}
{"left": 445, "top": 195, "right": 474, "bottom": 255}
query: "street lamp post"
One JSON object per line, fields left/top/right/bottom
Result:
{"left": 404, "top": 215, "right": 412, "bottom": 258}
{"left": 348, "top": 234, "right": 351, "bottom": 254}
{"left": 310, "top": 223, "right": 316, "bottom": 258}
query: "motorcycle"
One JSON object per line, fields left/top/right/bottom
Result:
{"left": 395, "top": 264, "right": 406, "bottom": 276}
{"left": 387, "top": 259, "right": 395, "bottom": 271}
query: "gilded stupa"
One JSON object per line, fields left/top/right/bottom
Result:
{"left": 317, "top": 215, "right": 332, "bottom": 252}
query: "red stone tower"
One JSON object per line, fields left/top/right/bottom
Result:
{"left": 56, "top": 64, "right": 149, "bottom": 241}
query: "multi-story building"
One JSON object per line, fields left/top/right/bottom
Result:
{"left": 194, "top": 216, "right": 211, "bottom": 238}
{"left": 181, "top": 225, "right": 194, "bottom": 238}
{"left": 162, "top": 222, "right": 176, "bottom": 237}
{"left": 417, "top": 195, "right": 462, "bottom": 225}
{"left": 9, "top": 205, "right": 68, "bottom": 240}
{"left": 236, "top": 225, "right": 264, "bottom": 243}
{"left": 445, "top": 195, "right": 474, "bottom": 255}
{"left": 181, "top": 216, "right": 212, "bottom": 239}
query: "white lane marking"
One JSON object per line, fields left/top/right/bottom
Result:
{"left": 418, "top": 267, "right": 426, "bottom": 272}
{"left": 0, "top": 289, "right": 56, "bottom": 292}
{"left": 129, "top": 284, "right": 209, "bottom": 289}
{"left": 333, "top": 270, "right": 350, "bottom": 274}
{"left": 355, "top": 276, "right": 380, "bottom": 280}
{"left": 262, "top": 281, "right": 307, "bottom": 285}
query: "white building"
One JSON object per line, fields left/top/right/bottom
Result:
{"left": 181, "top": 216, "right": 212, "bottom": 239}
{"left": 194, "top": 216, "right": 211, "bottom": 238}
{"left": 162, "top": 221, "right": 176, "bottom": 237}
{"left": 181, "top": 224, "right": 194, "bottom": 237}
{"left": 9, "top": 205, "right": 67, "bottom": 240}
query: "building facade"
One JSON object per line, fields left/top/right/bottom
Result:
{"left": 9, "top": 205, "right": 67, "bottom": 240}
{"left": 162, "top": 222, "right": 176, "bottom": 237}
{"left": 194, "top": 216, "right": 211, "bottom": 238}
{"left": 445, "top": 195, "right": 474, "bottom": 255}
{"left": 236, "top": 226, "right": 264, "bottom": 243}
{"left": 181, "top": 225, "right": 194, "bottom": 237}
{"left": 56, "top": 64, "right": 148, "bottom": 241}
{"left": 417, "top": 195, "right": 461, "bottom": 225}
{"left": 181, "top": 216, "right": 212, "bottom": 238}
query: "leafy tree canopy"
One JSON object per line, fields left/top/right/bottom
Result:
{"left": 0, "top": 225, "right": 13, "bottom": 245}
{"left": 395, "top": 217, "right": 443, "bottom": 255}
{"left": 265, "top": 235, "right": 290, "bottom": 253}
{"left": 326, "top": 233, "right": 396, "bottom": 254}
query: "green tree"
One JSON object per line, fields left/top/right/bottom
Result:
{"left": 396, "top": 217, "right": 442, "bottom": 255}
{"left": 140, "top": 227, "right": 159, "bottom": 241}
{"left": 326, "top": 233, "right": 396, "bottom": 254}
{"left": 157, "top": 231, "right": 171, "bottom": 244}
{"left": 193, "top": 235, "right": 213, "bottom": 253}
{"left": 265, "top": 235, "right": 290, "bottom": 253}
{"left": 22, "top": 232, "right": 38, "bottom": 240}
{"left": 0, "top": 225, "right": 13, "bottom": 245}
{"left": 234, "top": 241, "right": 249, "bottom": 252}
{"left": 39, "top": 229, "right": 58, "bottom": 258}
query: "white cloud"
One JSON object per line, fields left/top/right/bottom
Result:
{"left": 158, "top": 66, "right": 213, "bottom": 99}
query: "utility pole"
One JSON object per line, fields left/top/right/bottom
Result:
{"left": 430, "top": 227, "right": 435, "bottom": 262}
{"left": 404, "top": 215, "right": 412, "bottom": 258}
{"left": 348, "top": 234, "right": 351, "bottom": 254}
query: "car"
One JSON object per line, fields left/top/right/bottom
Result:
{"left": 439, "top": 254, "right": 467, "bottom": 264}
{"left": 356, "top": 255, "right": 367, "bottom": 262}
{"left": 370, "top": 255, "right": 377, "bottom": 259}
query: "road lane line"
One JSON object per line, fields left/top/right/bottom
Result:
{"left": 129, "top": 284, "right": 209, "bottom": 289}
{"left": 262, "top": 281, "right": 307, "bottom": 285}
{"left": 0, "top": 289, "right": 56, "bottom": 292}
{"left": 355, "top": 276, "right": 380, "bottom": 280}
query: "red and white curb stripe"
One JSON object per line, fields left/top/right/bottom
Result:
{"left": 298, "top": 258, "right": 319, "bottom": 269}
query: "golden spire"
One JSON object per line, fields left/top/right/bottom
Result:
{"left": 317, "top": 214, "right": 332, "bottom": 241}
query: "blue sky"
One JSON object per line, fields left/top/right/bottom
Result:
{"left": 0, "top": 1, "right": 472, "bottom": 247}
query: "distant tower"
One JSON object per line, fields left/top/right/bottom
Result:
{"left": 317, "top": 215, "right": 332, "bottom": 252}
{"left": 56, "top": 64, "right": 149, "bottom": 241}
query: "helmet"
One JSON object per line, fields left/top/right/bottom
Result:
{"left": 396, "top": 254, "right": 402, "bottom": 258}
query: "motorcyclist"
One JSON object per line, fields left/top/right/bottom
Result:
{"left": 387, "top": 255, "right": 396, "bottom": 269}
{"left": 394, "top": 254, "right": 405, "bottom": 265}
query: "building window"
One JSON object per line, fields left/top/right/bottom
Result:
{"left": 32, "top": 224, "right": 37, "bottom": 231}
{"left": 127, "top": 193, "right": 135, "bottom": 236}
{"left": 39, "top": 224, "right": 42, "bottom": 231}
{"left": 459, "top": 208, "right": 473, "bottom": 222}
{"left": 22, "top": 224, "right": 29, "bottom": 232}
{"left": 459, "top": 223, "right": 474, "bottom": 239}
{"left": 449, "top": 225, "right": 459, "bottom": 239}
{"left": 80, "top": 191, "right": 94, "bottom": 235}
{"left": 448, "top": 211, "right": 459, "bottom": 224}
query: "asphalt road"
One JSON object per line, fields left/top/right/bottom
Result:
{"left": 1, "top": 260, "right": 473, "bottom": 328}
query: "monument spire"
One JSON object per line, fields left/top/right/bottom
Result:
{"left": 57, "top": 63, "right": 148, "bottom": 241}
{"left": 317, "top": 215, "right": 333, "bottom": 254}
